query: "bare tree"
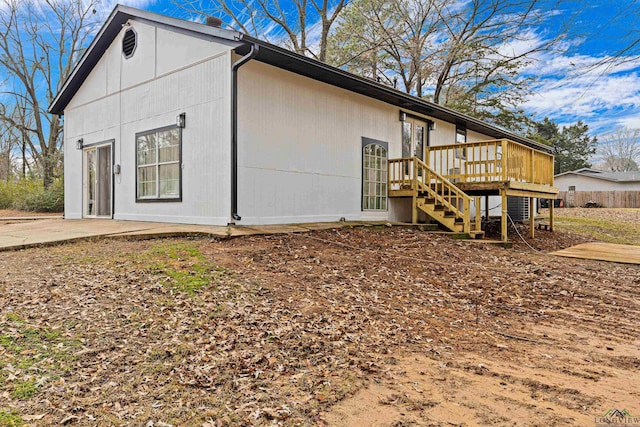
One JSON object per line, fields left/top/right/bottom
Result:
{"left": 0, "top": 106, "right": 18, "bottom": 181}
{"left": 598, "top": 127, "right": 640, "bottom": 172}
{"left": 580, "top": 1, "right": 639, "bottom": 72}
{"left": 173, "top": 0, "right": 347, "bottom": 61}
{"left": 0, "top": 0, "right": 98, "bottom": 187}
{"left": 328, "top": 0, "right": 441, "bottom": 96}
{"left": 428, "top": 0, "right": 569, "bottom": 131}
{"left": 328, "top": 0, "right": 567, "bottom": 130}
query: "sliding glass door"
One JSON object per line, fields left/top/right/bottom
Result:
{"left": 84, "top": 143, "right": 112, "bottom": 218}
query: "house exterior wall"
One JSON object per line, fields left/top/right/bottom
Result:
{"left": 554, "top": 174, "right": 640, "bottom": 191}
{"left": 236, "top": 60, "right": 496, "bottom": 225}
{"left": 467, "top": 129, "right": 490, "bottom": 142}
{"left": 429, "top": 119, "right": 456, "bottom": 146}
{"left": 236, "top": 60, "right": 399, "bottom": 224}
{"left": 64, "top": 20, "right": 233, "bottom": 225}
{"left": 63, "top": 17, "right": 512, "bottom": 226}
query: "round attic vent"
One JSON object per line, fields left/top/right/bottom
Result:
{"left": 122, "top": 27, "right": 137, "bottom": 58}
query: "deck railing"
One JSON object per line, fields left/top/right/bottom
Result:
{"left": 389, "top": 157, "right": 471, "bottom": 231}
{"left": 424, "top": 139, "right": 554, "bottom": 186}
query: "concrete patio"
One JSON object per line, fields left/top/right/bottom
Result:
{"left": 0, "top": 218, "right": 383, "bottom": 251}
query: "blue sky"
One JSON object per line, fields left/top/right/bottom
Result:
{"left": 101, "top": 0, "right": 640, "bottom": 137}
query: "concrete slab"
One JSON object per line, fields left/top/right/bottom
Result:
{"left": 0, "top": 218, "right": 464, "bottom": 252}
{"left": 0, "top": 215, "right": 63, "bottom": 222}
{"left": 550, "top": 242, "right": 640, "bottom": 264}
{"left": 0, "top": 219, "right": 385, "bottom": 251}
{"left": 0, "top": 219, "right": 172, "bottom": 250}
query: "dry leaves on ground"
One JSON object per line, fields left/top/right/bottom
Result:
{"left": 0, "top": 226, "right": 638, "bottom": 426}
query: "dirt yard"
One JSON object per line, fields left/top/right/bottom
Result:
{"left": 0, "top": 218, "right": 639, "bottom": 426}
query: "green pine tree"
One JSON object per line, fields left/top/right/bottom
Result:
{"left": 529, "top": 118, "right": 597, "bottom": 174}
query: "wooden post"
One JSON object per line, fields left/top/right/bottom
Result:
{"left": 501, "top": 190, "right": 508, "bottom": 242}
{"left": 463, "top": 197, "right": 471, "bottom": 233}
{"left": 425, "top": 146, "right": 430, "bottom": 169}
{"left": 529, "top": 197, "right": 535, "bottom": 239}
{"left": 475, "top": 197, "right": 481, "bottom": 231}
{"left": 501, "top": 139, "right": 508, "bottom": 181}
{"left": 529, "top": 147, "right": 535, "bottom": 184}
{"left": 412, "top": 158, "right": 418, "bottom": 224}
{"left": 549, "top": 199, "right": 555, "bottom": 232}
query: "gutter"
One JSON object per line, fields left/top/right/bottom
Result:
{"left": 230, "top": 43, "right": 259, "bottom": 222}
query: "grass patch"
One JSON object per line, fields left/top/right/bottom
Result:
{"left": 0, "top": 315, "right": 80, "bottom": 400}
{"left": 4, "top": 314, "right": 23, "bottom": 323}
{"left": 550, "top": 214, "right": 640, "bottom": 245}
{"left": 142, "top": 242, "right": 229, "bottom": 294}
{"left": 10, "top": 380, "right": 38, "bottom": 400}
{"left": 0, "top": 410, "right": 23, "bottom": 427}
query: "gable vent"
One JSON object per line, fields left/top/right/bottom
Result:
{"left": 122, "top": 27, "right": 137, "bottom": 58}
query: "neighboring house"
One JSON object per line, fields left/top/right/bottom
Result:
{"left": 555, "top": 168, "right": 640, "bottom": 208}
{"left": 49, "top": 5, "right": 558, "bottom": 241}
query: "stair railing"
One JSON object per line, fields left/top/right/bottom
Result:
{"left": 412, "top": 157, "right": 471, "bottom": 232}
{"left": 389, "top": 157, "right": 471, "bottom": 232}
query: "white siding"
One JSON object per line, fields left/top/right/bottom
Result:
{"left": 429, "top": 119, "right": 456, "bottom": 146}
{"left": 237, "top": 61, "right": 400, "bottom": 224}
{"left": 236, "top": 61, "right": 501, "bottom": 225}
{"left": 64, "top": 20, "right": 232, "bottom": 225}
{"left": 64, "top": 18, "right": 520, "bottom": 226}
{"left": 467, "top": 129, "right": 492, "bottom": 143}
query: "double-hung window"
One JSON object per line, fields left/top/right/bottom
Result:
{"left": 136, "top": 126, "right": 181, "bottom": 201}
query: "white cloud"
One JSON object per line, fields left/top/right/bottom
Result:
{"left": 95, "top": 0, "right": 159, "bottom": 18}
{"left": 522, "top": 49, "right": 640, "bottom": 135}
{"left": 617, "top": 115, "right": 640, "bottom": 129}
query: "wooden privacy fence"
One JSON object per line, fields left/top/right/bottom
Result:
{"left": 559, "top": 191, "right": 640, "bottom": 208}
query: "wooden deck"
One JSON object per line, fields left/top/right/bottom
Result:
{"left": 425, "top": 139, "right": 555, "bottom": 187}
{"left": 389, "top": 139, "right": 558, "bottom": 242}
{"left": 456, "top": 181, "right": 559, "bottom": 198}
{"left": 550, "top": 242, "right": 640, "bottom": 264}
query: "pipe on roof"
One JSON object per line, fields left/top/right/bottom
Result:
{"left": 230, "top": 43, "right": 259, "bottom": 223}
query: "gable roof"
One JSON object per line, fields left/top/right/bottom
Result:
{"left": 555, "top": 168, "right": 640, "bottom": 182}
{"left": 50, "top": 4, "right": 550, "bottom": 153}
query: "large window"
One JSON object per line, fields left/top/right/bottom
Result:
{"left": 136, "top": 126, "right": 181, "bottom": 201}
{"left": 362, "top": 140, "right": 388, "bottom": 211}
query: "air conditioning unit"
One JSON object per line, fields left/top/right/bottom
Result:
{"left": 507, "top": 196, "right": 529, "bottom": 221}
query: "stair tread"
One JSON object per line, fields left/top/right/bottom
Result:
{"left": 412, "top": 162, "right": 472, "bottom": 234}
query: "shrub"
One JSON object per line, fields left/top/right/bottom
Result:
{"left": 12, "top": 179, "right": 64, "bottom": 213}
{"left": 0, "top": 179, "right": 64, "bottom": 213}
{"left": 0, "top": 181, "right": 16, "bottom": 209}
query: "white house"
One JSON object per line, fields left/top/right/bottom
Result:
{"left": 50, "top": 5, "right": 557, "bottom": 239}
{"left": 554, "top": 168, "right": 640, "bottom": 208}
{"left": 554, "top": 169, "right": 640, "bottom": 192}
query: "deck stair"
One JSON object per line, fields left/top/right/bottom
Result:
{"left": 389, "top": 157, "right": 479, "bottom": 236}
